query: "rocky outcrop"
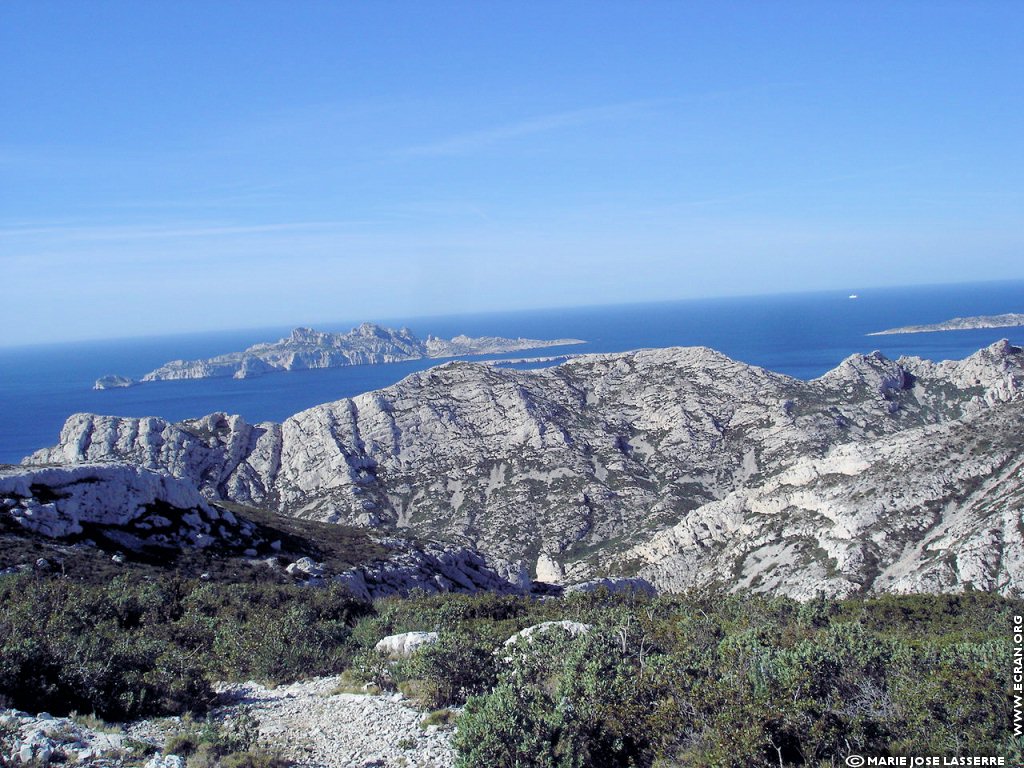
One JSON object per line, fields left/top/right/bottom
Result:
{"left": 93, "top": 374, "right": 137, "bottom": 390}
{"left": 94, "top": 323, "right": 584, "bottom": 387}
{"left": 503, "top": 621, "right": 593, "bottom": 647}
{"left": 869, "top": 312, "right": 1024, "bottom": 336}
{"left": 0, "top": 709, "right": 129, "bottom": 765}
{"left": 0, "top": 463, "right": 529, "bottom": 600}
{"left": 0, "top": 463, "right": 262, "bottom": 553}
{"left": 32, "top": 341, "right": 1024, "bottom": 597}
{"left": 619, "top": 398, "right": 1024, "bottom": 599}
{"left": 329, "top": 538, "right": 526, "bottom": 602}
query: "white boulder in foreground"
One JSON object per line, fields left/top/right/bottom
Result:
{"left": 375, "top": 631, "right": 440, "bottom": 658}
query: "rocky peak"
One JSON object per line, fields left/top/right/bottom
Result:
{"left": 354, "top": 322, "right": 392, "bottom": 339}
{"left": 814, "top": 350, "right": 908, "bottom": 395}
{"left": 289, "top": 327, "right": 320, "bottom": 343}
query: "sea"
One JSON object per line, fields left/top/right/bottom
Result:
{"left": 1, "top": 280, "right": 1022, "bottom": 465}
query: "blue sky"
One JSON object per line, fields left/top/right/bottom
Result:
{"left": 2, "top": 1, "right": 1022, "bottom": 344}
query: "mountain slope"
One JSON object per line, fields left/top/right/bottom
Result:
{"left": 619, "top": 399, "right": 1024, "bottom": 598}
{"left": 30, "top": 340, "right": 1024, "bottom": 594}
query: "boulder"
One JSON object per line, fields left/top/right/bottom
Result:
{"left": 286, "top": 557, "right": 325, "bottom": 578}
{"left": 374, "top": 631, "right": 439, "bottom": 658}
{"left": 535, "top": 553, "right": 564, "bottom": 584}
{"left": 503, "top": 620, "right": 592, "bottom": 647}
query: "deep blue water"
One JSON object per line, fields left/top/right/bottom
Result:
{"left": 1, "top": 280, "right": 1022, "bottom": 464}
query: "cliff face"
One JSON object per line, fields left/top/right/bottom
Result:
{"left": 31, "top": 341, "right": 1024, "bottom": 597}
{"left": 620, "top": 399, "right": 1024, "bottom": 598}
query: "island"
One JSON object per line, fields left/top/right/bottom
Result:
{"left": 93, "top": 323, "right": 586, "bottom": 388}
{"left": 867, "top": 312, "right": 1024, "bottom": 336}
{"left": 92, "top": 374, "right": 138, "bottom": 390}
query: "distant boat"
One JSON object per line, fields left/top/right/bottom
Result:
{"left": 848, "top": 294, "right": 859, "bottom": 299}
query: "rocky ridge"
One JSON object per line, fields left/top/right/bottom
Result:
{"left": 32, "top": 340, "right": 1024, "bottom": 598}
{"left": 94, "top": 323, "right": 584, "bottom": 387}
{"left": 0, "top": 463, "right": 529, "bottom": 600}
{"left": 0, "top": 463, "right": 262, "bottom": 554}
{"left": 313, "top": 538, "right": 527, "bottom": 602}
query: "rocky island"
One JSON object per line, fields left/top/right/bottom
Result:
{"left": 867, "top": 311, "right": 1024, "bottom": 336}
{"left": 93, "top": 322, "right": 585, "bottom": 388}
{"left": 92, "top": 374, "right": 137, "bottom": 390}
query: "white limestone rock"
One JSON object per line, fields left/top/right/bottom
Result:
{"left": 621, "top": 397, "right": 1024, "bottom": 599}
{"left": 286, "top": 557, "right": 325, "bottom": 578}
{"left": 1, "top": 709, "right": 128, "bottom": 765}
{"left": 503, "top": 621, "right": 592, "bottom": 647}
{"left": 0, "top": 463, "right": 261, "bottom": 552}
{"left": 329, "top": 537, "right": 527, "bottom": 602}
{"left": 93, "top": 374, "right": 137, "bottom": 390}
{"left": 489, "top": 557, "right": 533, "bottom": 590}
{"left": 535, "top": 553, "right": 564, "bottom": 584}
{"left": 375, "top": 631, "right": 439, "bottom": 658}
{"left": 145, "top": 756, "right": 187, "bottom": 768}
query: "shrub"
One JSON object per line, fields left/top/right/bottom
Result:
{"left": 420, "top": 708, "right": 458, "bottom": 729}
{"left": 450, "top": 591, "right": 1018, "bottom": 767}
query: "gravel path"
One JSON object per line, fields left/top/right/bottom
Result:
{"left": 4, "top": 676, "right": 457, "bottom": 767}
{"left": 213, "top": 677, "right": 457, "bottom": 768}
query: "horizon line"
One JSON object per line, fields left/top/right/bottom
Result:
{"left": 3, "top": 276, "right": 1023, "bottom": 351}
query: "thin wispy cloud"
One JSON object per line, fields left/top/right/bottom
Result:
{"left": 101, "top": 185, "right": 288, "bottom": 212}
{"left": 397, "top": 82, "right": 805, "bottom": 158}
{"left": 0, "top": 220, "right": 359, "bottom": 244}
{"left": 400, "top": 100, "right": 664, "bottom": 157}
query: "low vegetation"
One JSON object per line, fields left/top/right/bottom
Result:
{"left": 0, "top": 568, "right": 1017, "bottom": 766}
{"left": 161, "top": 709, "right": 291, "bottom": 768}
{"left": 0, "top": 574, "right": 370, "bottom": 719}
